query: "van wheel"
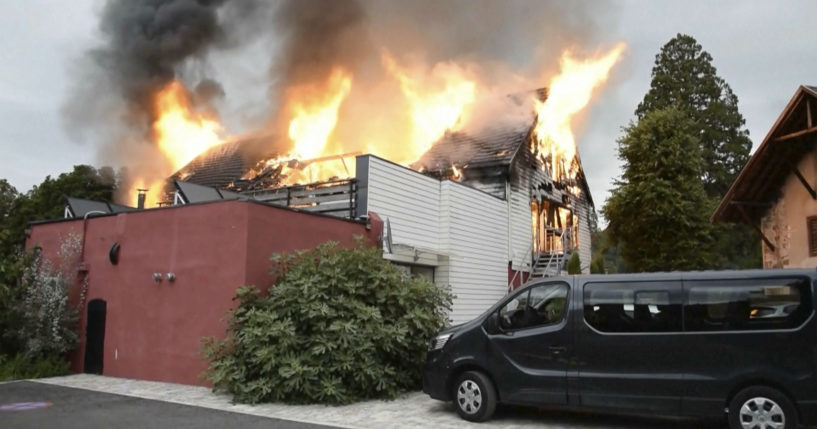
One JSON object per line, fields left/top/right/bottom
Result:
{"left": 453, "top": 371, "right": 497, "bottom": 422}
{"left": 728, "top": 386, "right": 797, "bottom": 429}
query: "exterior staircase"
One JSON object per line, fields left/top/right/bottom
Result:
{"left": 532, "top": 251, "right": 567, "bottom": 277}
{"left": 508, "top": 233, "right": 571, "bottom": 292}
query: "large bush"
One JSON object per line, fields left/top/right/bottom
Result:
{"left": 17, "top": 235, "right": 82, "bottom": 358}
{"left": 202, "top": 239, "right": 452, "bottom": 405}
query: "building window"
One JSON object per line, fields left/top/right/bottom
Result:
{"left": 393, "top": 263, "right": 435, "bottom": 282}
{"left": 809, "top": 216, "right": 817, "bottom": 257}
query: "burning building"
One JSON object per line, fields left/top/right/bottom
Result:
{"left": 166, "top": 86, "right": 597, "bottom": 324}
{"left": 39, "top": 0, "right": 628, "bottom": 380}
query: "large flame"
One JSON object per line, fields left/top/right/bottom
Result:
{"left": 127, "top": 80, "right": 226, "bottom": 207}
{"left": 288, "top": 68, "right": 353, "bottom": 160}
{"left": 154, "top": 81, "right": 224, "bottom": 171}
{"left": 533, "top": 43, "right": 626, "bottom": 182}
{"left": 246, "top": 69, "right": 354, "bottom": 186}
{"left": 126, "top": 44, "right": 626, "bottom": 205}
{"left": 382, "top": 52, "right": 476, "bottom": 163}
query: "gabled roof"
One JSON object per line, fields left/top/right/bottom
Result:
{"left": 713, "top": 85, "right": 817, "bottom": 223}
{"left": 413, "top": 125, "right": 530, "bottom": 171}
{"left": 65, "top": 197, "right": 135, "bottom": 218}
{"left": 174, "top": 180, "right": 243, "bottom": 204}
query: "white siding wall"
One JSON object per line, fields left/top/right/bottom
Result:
{"left": 441, "top": 181, "right": 510, "bottom": 324}
{"left": 362, "top": 156, "right": 510, "bottom": 324}
{"left": 575, "top": 198, "right": 593, "bottom": 274}
{"left": 360, "top": 155, "right": 592, "bottom": 322}
{"left": 509, "top": 181, "right": 533, "bottom": 270}
{"left": 365, "top": 157, "right": 441, "bottom": 251}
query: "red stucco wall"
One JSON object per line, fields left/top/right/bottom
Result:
{"left": 27, "top": 200, "right": 382, "bottom": 385}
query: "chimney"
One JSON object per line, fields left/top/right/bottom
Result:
{"left": 137, "top": 189, "right": 147, "bottom": 209}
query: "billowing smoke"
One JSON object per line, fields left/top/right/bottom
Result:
{"left": 62, "top": 0, "right": 617, "bottom": 203}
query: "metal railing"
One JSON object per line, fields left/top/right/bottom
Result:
{"left": 243, "top": 178, "right": 357, "bottom": 218}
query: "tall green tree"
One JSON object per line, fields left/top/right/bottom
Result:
{"left": 636, "top": 33, "right": 752, "bottom": 198}
{"left": 633, "top": 33, "right": 760, "bottom": 269}
{"left": 603, "top": 107, "right": 712, "bottom": 272}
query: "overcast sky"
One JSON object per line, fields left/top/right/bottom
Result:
{"left": 1, "top": 0, "right": 816, "bottom": 218}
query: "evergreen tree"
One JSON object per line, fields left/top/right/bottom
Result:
{"left": 636, "top": 33, "right": 752, "bottom": 197}
{"left": 603, "top": 107, "right": 712, "bottom": 272}
{"left": 634, "top": 33, "right": 760, "bottom": 269}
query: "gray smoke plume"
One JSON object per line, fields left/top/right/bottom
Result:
{"left": 62, "top": 0, "right": 618, "bottom": 202}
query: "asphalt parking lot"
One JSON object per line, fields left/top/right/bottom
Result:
{"left": 0, "top": 381, "right": 336, "bottom": 429}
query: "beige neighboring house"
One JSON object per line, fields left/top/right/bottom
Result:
{"left": 714, "top": 85, "right": 817, "bottom": 268}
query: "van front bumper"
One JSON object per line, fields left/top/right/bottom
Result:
{"left": 422, "top": 350, "right": 451, "bottom": 401}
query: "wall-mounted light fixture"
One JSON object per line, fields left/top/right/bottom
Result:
{"left": 153, "top": 273, "right": 162, "bottom": 283}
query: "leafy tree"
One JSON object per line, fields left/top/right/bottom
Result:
{"left": 2, "top": 165, "right": 118, "bottom": 251}
{"left": 636, "top": 33, "right": 752, "bottom": 198}
{"left": 603, "top": 107, "right": 712, "bottom": 272}
{"left": 203, "top": 240, "right": 452, "bottom": 405}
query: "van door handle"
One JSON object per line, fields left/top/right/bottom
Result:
{"left": 549, "top": 345, "right": 566, "bottom": 355}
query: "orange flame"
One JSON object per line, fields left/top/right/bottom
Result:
{"left": 288, "top": 68, "right": 352, "bottom": 160}
{"left": 127, "top": 80, "right": 226, "bottom": 207}
{"left": 533, "top": 43, "right": 626, "bottom": 182}
{"left": 451, "top": 164, "right": 462, "bottom": 180}
{"left": 252, "top": 68, "right": 354, "bottom": 185}
{"left": 382, "top": 52, "right": 476, "bottom": 163}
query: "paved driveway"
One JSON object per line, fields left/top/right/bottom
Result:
{"left": 0, "top": 381, "right": 335, "bottom": 429}
{"left": 9, "top": 375, "right": 725, "bottom": 429}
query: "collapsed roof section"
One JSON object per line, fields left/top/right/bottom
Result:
{"left": 167, "top": 87, "right": 593, "bottom": 208}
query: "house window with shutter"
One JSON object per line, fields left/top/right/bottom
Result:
{"left": 809, "top": 216, "right": 817, "bottom": 257}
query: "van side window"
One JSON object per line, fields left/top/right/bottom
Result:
{"left": 684, "top": 277, "right": 812, "bottom": 331}
{"left": 584, "top": 282, "right": 682, "bottom": 333}
{"left": 498, "top": 283, "right": 568, "bottom": 331}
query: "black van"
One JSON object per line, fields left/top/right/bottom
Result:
{"left": 422, "top": 269, "right": 817, "bottom": 428}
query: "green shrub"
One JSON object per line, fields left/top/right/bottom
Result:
{"left": 202, "top": 239, "right": 452, "bottom": 405}
{"left": 0, "top": 354, "right": 71, "bottom": 381}
{"left": 567, "top": 252, "right": 582, "bottom": 275}
{"left": 16, "top": 235, "right": 81, "bottom": 359}
{"left": 590, "top": 254, "right": 605, "bottom": 274}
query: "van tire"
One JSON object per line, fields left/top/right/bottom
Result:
{"left": 453, "top": 371, "right": 497, "bottom": 422}
{"left": 728, "top": 386, "right": 797, "bottom": 429}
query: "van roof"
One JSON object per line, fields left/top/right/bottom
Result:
{"left": 528, "top": 268, "right": 817, "bottom": 285}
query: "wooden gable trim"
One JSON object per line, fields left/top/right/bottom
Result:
{"left": 735, "top": 204, "right": 776, "bottom": 251}
{"left": 792, "top": 166, "right": 817, "bottom": 200}
{"left": 775, "top": 125, "right": 817, "bottom": 142}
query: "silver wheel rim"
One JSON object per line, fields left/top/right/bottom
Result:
{"left": 456, "top": 379, "right": 482, "bottom": 415}
{"left": 739, "top": 397, "right": 786, "bottom": 429}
